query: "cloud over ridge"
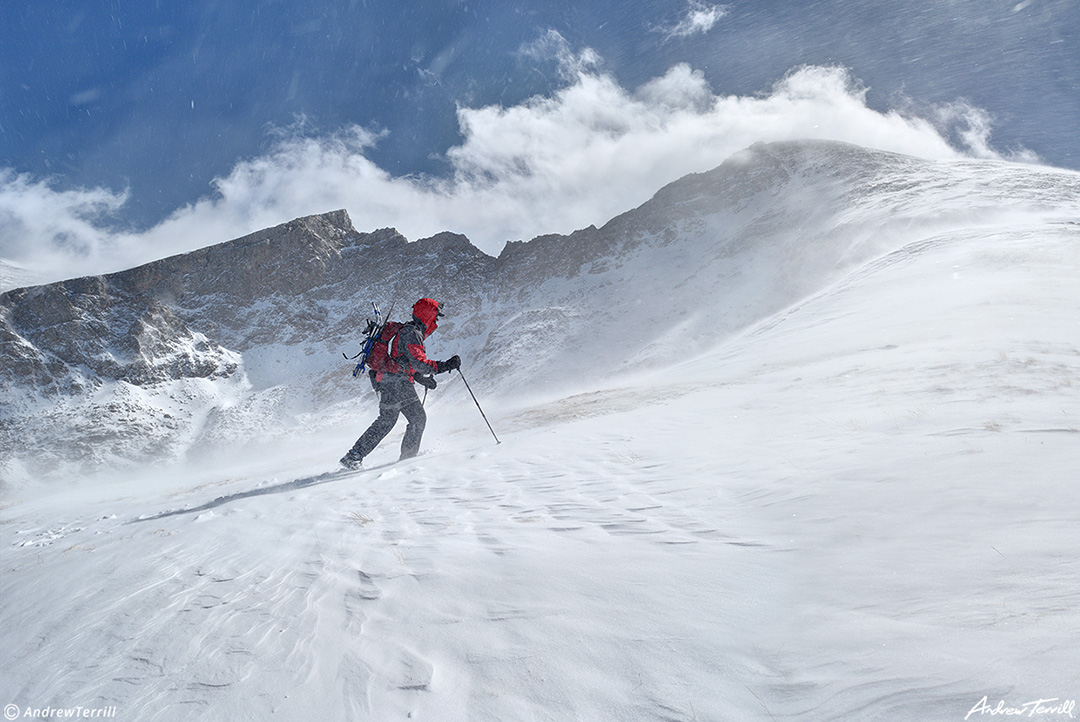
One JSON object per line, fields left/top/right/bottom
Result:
{"left": 0, "top": 40, "right": 1032, "bottom": 288}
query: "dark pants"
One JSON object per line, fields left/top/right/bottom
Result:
{"left": 346, "top": 376, "right": 427, "bottom": 462}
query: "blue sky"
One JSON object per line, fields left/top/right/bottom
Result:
{"left": 1, "top": 0, "right": 1077, "bottom": 281}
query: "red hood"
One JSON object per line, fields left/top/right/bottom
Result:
{"left": 412, "top": 298, "right": 440, "bottom": 336}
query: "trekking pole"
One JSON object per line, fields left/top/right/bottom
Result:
{"left": 457, "top": 368, "right": 500, "bottom": 444}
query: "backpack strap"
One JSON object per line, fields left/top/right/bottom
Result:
{"left": 387, "top": 326, "right": 404, "bottom": 363}
{"left": 384, "top": 322, "right": 412, "bottom": 374}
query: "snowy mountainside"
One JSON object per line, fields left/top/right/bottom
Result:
{"left": 3, "top": 141, "right": 1080, "bottom": 485}
{"left": 484, "top": 140, "right": 1080, "bottom": 379}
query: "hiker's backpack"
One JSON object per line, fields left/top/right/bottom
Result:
{"left": 366, "top": 321, "right": 406, "bottom": 377}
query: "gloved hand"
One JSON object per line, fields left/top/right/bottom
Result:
{"left": 415, "top": 374, "right": 437, "bottom": 390}
{"left": 435, "top": 355, "right": 461, "bottom": 374}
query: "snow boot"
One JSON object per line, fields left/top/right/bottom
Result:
{"left": 339, "top": 452, "right": 363, "bottom": 471}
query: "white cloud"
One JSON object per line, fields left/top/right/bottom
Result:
{"left": 0, "top": 46, "right": 1028, "bottom": 288}
{"left": 0, "top": 170, "right": 132, "bottom": 282}
{"left": 657, "top": 1, "right": 730, "bottom": 41}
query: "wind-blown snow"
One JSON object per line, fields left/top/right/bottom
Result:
{"left": 2, "top": 142, "right": 1079, "bottom": 720}
{"left": 0, "top": 259, "right": 43, "bottom": 294}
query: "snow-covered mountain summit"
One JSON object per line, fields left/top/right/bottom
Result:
{"left": 3, "top": 140, "right": 1079, "bottom": 485}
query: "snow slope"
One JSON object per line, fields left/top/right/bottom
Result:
{"left": 2, "top": 183, "right": 1078, "bottom": 718}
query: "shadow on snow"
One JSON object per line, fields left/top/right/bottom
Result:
{"left": 127, "top": 461, "right": 398, "bottom": 523}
